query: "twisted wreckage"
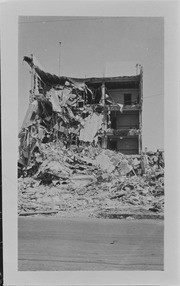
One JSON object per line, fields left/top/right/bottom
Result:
{"left": 18, "top": 56, "right": 164, "bottom": 217}
{"left": 19, "top": 55, "right": 143, "bottom": 167}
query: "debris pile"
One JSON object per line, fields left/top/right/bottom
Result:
{"left": 18, "top": 75, "right": 104, "bottom": 168}
{"left": 18, "top": 56, "right": 142, "bottom": 171}
{"left": 18, "top": 142, "right": 164, "bottom": 218}
{"left": 18, "top": 56, "right": 164, "bottom": 219}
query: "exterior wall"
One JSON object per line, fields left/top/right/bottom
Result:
{"left": 116, "top": 112, "right": 139, "bottom": 129}
{"left": 110, "top": 111, "right": 139, "bottom": 129}
{"left": 106, "top": 73, "right": 142, "bottom": 155}
{"left": 139, "top": 67, "right": 143, "bottom": 154}
{"left": 108, "top": 88, "right": 139, "bottom": 104}
{"left": 87, "top": 74, "right": 143, "bottom": 155}
{"left": 117, "top": 137, "right": 138, "bottom": 154}
{"left": 108, "top": 137, "right": 139, "bottom": 154}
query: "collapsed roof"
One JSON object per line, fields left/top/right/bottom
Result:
{"left": 19, "top": 56, "right": 141, "bottom": 168}
{"left": 23, "top": 56, "right": 140, "bottom": 88}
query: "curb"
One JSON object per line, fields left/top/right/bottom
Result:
{"left": 96, "top": 212, "right": 164, "bottom": 220}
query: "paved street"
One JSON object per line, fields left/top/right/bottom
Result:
{"left": 18, "top": 216, "right": 164, "bottom": 271}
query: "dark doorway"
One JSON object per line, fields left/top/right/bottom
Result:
{"left": 108, "top": 139, "right": 117, "bottom": 151}
{"left": 110, "top": 116, "right": 117, "bottom": 129}
{"left": 124, "top": 93, "right": 132, "bottom": 105}
{"left": 117, "top": 137, "right": 138, "bottom": 154}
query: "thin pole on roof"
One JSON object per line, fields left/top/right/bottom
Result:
{"left": 135, "top": 63, "right": 139, "bottom": 75}
{"left": 58, "top": 42, "right": 61, "bottom": 77}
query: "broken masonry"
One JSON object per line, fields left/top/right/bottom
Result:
{"left": 18, "top": 143, "right": 164, "bottom": 215}
{"left": 18, "top": 56, "right": 164, "bottom": 217}
{"left": 19, "top": 55, "right": 144, "bottom": 170}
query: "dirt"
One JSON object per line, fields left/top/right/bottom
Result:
{"left": 18, "top": 216, "right": 164, "bottom": 271}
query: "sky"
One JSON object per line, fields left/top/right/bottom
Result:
{"left": 18, "top": 16, "right": 164, "bottom": 151}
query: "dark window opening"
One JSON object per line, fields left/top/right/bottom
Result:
{"left": 124, "top": 93, "right": 132, "bottom": 105}
{"left": 78, "top": 101, "right": 84, "bottom": 108}
{"left": 108, "top": 139, "right": 117, "bottom": 151}
{"left": 86, "top": 92, "right": 92, "bottom": 104}
{"left": 94, "top": 88, "right": 102, "bottom": 104}
{"left": 111, "top": 117, "right": 117, "bottom": 129}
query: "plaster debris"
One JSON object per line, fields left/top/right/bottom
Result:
{"left": 18, "top": 142, "right": 164, "bottom": 218}
{"left": 18, "top": 56, "right": 164, "bottom": 219}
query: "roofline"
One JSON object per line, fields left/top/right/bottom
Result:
{"left": 68, "top": 75, "right": 140, "bottom": 84}
{"left": 23, "top": 56, "right": 141, "bottom": 86}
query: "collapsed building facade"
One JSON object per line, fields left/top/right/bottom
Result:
{"left": 85, "top": 73, "right": 143, "bottom": 154}
{"left": 19, "top": 55, "right": 143, "bottom": 167}
{"left": 18, "top": 56, "right": 165, "bottom": 217}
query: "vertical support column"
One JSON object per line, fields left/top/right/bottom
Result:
{"left": 141, "top": 146, "right": 148, "bottom": 174}
{"left": 101, "top": 82, "right": 107, "bottom": 149}
{"left": 139, "top": 65, "right": 143, "bottom": 154}
{"left": 139, "top": 110, "right": 142, "bottom": 154}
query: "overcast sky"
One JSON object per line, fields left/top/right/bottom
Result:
{"left": 18, "top": 16, "right": 164, "bottom": 151}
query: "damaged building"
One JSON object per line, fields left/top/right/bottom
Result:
{"left": 18, "top": 56, "right": 165, "bottom": 217}
{"left": 19, "top": 55, "right": 143, "bottom": 168}
{"left": 84, "top": 73, "right": 143, "bottom": 154}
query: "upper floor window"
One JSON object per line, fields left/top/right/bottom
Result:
{"left": 124, "top": 93, "right": 132, "bottom": 105}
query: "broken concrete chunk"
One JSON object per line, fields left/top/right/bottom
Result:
{"left": 96, "top": 151, "right": 115, "bottom": 173}
{"left": 37, "top": 160, "right": 71, "bottom": 181}
{"left": 70, "top": 174, "right": 96, "bottom": 188}
{"left": 79, "top": 113, "right": 103, "bottom": 143}
{"left": 132, "top": 158, "right": 140, "bottom": 167}
{"left": 118, "top": 159, "right": 133, "bottom": 176}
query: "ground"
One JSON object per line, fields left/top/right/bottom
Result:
{"left": 18, "top": 216, "right": 164, "bottom": 271}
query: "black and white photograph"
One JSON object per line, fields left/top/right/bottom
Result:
{"left": 18, "top": 16, "right": 164, "bottom": 271}
{"left": 1, "top": 1, "right": 180, "bottom": 285}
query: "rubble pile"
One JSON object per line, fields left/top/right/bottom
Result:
{"left": 18, "top": 142, "right": 164, "bottom": 218}
{"left": 18, "top": 77, "right": 104, "bottom": 168}
{"left": 18, "top": 57, "right": 164, "bottom": 218}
